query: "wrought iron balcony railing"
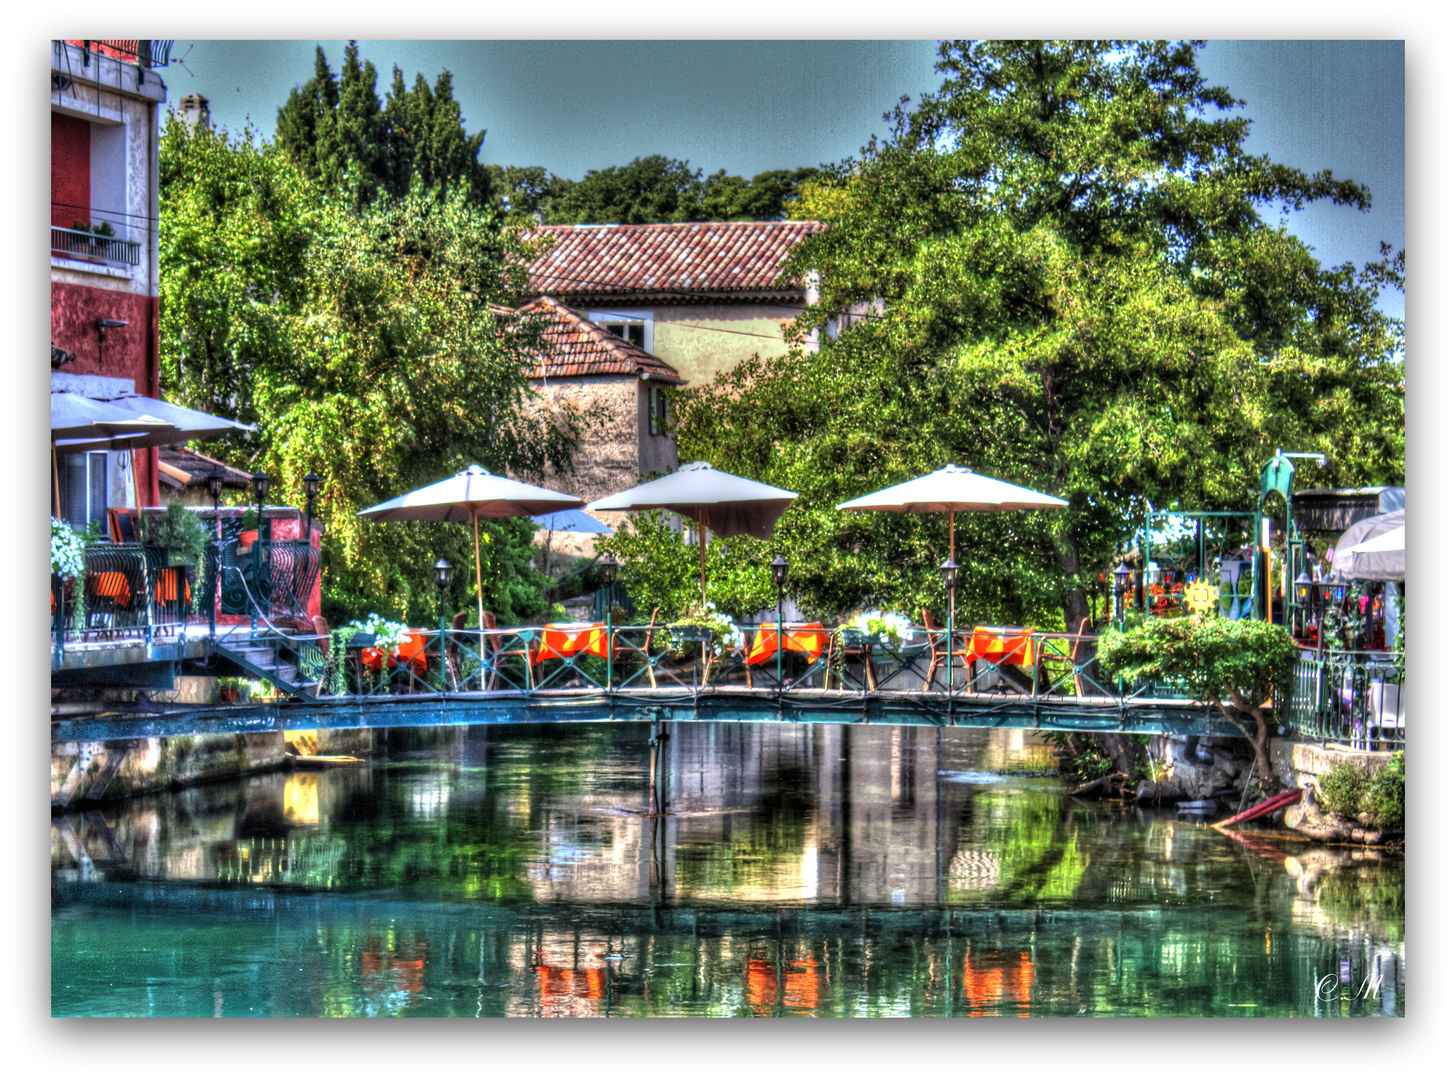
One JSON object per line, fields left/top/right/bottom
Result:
{"left": 1287, "top": 647, "right": 1404, "bottom": 750}
{"left": 51, "top": 543, "right": 194, "bottom": 649}
{"left": 51, "top": 225, "right": 142, "bottom": 268}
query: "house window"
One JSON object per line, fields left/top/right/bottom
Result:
{"left": 588, "top": 309, "right": 653, "bottom": 353}
{"left": 648, "top": 385, "right": 670, "bottom": 437}
{"left": 58, "top": 451, "right": 109, "bottom": 532}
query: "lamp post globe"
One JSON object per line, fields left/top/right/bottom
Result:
{"left": 599, "top": 553, "right": 619, "bottom": 586}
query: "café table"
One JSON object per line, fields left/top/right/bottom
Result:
{"left": 966, "top": 626, "right": 1033, "bottom": 692}
{"left": 744, "top": 622, "right": 828, "bottom": 687}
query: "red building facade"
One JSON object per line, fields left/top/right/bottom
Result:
{"left": 50, "top": 40, "right": 169, "bottom": 519}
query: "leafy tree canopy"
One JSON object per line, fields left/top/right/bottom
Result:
{"left": 541, "top": 155, "right": 821, "bottom": 225}
{"left": 675, "top": 39, "right": 1404, "bottom": 632}
{"left": 160, "top": 116, "right": 583, "bottom": 624}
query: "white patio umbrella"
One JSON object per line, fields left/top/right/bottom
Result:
{"left": 97, "top": 393, "right": 255, "bottom": 439}
{"left": 357, "top": 464, "right": 585, "bottom": 631}
{"left": 836, "top": 463, "right": 1068, "bottom": 563}
{"left": 1330, "top": 509, "right": 1404, "bottom": 582}
{"left": 50, "top": 392, "right": 180, "bottom": 516}
{"left": 530, "top": 509, "right": 614, "bottom": 577}
{"left": 587, "top": 461, "right": 798, "bottom": 606}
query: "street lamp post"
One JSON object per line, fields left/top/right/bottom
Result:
{"left": 435, "top": 559, "right": 451, "bottom": 690}
{"left": 303, "top": 470, "right": 321, "bottom": 550}
{"left": 1113, "top": 562, "right": 1132, "bottom": 628}
{"left": 250, "top": 470, "right": 269, "bottom": 637}
{"left": 600, "top": 554, "right": 619, "bottom": 689}
{"left": 770, "top": 556, "right": 789, "bottom": 687}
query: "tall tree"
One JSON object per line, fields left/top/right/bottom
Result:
{"left": 543, "top": 156, "right": 821, "bottom": 224}
{"left": 676, "top": 40, "right": 1404, "bottom": 632}
{"left": 276, "top": 42, "right": 494, "bottom": 207}
{"left": 160, "top": 116, "right": 582, "bottom": 623}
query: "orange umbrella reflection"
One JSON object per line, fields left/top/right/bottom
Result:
{"left": 965, "top": 948, "right": 1032, "bottom": 1017}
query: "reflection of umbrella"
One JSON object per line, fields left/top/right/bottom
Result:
{"left": 587, "top": 461, "right": 797, "bottom": 606}
{"left": 1330, "top": 509, "right": 1404, "bottom": 582}
{"left": 530, "top": 509, "right": 614, "bottom": 577}
{"left": 358, "top": 464, "right": 585, "bottom": 631}
{"left": 836, "top": 464, "right": 1068, "bottom": 562}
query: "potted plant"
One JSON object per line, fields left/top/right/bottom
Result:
{"left": 237, "top": 508, "right": 260, "bottom": 554}
{"left": 141, "top": 503, "right": 209, "bottom": 568}
{"left": 51, "top": 517, "right": 87, "bottom": 632}
{"left": 668, "top": 602, "right": 743, "bottom": 659}
{"left": 839, "top": 609, "right": 913, "bottom": 651}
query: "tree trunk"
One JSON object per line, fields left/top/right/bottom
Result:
{"left": 1052, "top": 529, "right": 1091, "bottom": 634}
{"left": 1221, "top": 688, "right": 1277, "bottom": 788}
{"left": 1096, "top": 732, "right": 1150, "bottom": 777}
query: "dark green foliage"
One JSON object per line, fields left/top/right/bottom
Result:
{"left": 542, "top": 155, "right": 821, "bottom": 225}
{"left": 160, "top": 114, "right": 581, "bottom": 627}
{"left": 595, "top": 510, "right": 777, "bottom": 622}
{"left": 678, "top": 40, "right": 1403, "bottom": 637}
{"left": 1096, "top": 616, "right": 1296, "bottom": 708}
{"left": 141, "top": 503, "right": 209, "bottom": 568}
{"left": 1319, "top": 752, "right": 1404, "bottom": 831}
{"left": 275, "top": 42, "right": 494, "bottom": 208}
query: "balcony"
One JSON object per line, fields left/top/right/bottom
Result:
{"left": 51, "top": 225, "right": 141, "bottom": 269}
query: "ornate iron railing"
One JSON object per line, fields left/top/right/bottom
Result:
{"left": 51, "top": 544, "right": 196, "bottom": 648}
{"left": 222, "top": 620, "right": 1198, "bottom": 711}
{"left": 51, "top": 226, "right": 142, "bottom": 268}
{"left": 203, "top": 532, "right": 320, "bottom": 626}
{"left": 1287, "top": 648, "right": 1404, "bottom": 750}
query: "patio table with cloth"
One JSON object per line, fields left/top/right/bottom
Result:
{"left": 533, "top": 623, "right": 609, "bottom": 664}
{"left": 361, "top": 632, "right": 431, "bottom": 677}
{"left": 746, "top": 623, "right": 828, "bottom": 666}
{"left": 968, "top": 626, "right": 1032, "bottom": 666}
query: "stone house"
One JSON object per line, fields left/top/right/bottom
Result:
{"left": 523, "top": 220, "right": 827, "bottom": 389}
{"left": 517, "top": 296, "right": 686, "bottom": 545}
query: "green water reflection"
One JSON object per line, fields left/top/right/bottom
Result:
{"left": 51, "top": 723, "right": 1403, "bottom": 1017}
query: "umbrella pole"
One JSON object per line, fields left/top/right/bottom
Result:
{"left": 949, "top": 509, "right": 955, "bottom": 564}
{"left": 698, "top": 508, "right": 708, "bottom": 608}
{"left": 52, "top": 441, "right": 61, "bottom": 519}
{"left": 474, "top": 512, "right": 487, "bottom": 691}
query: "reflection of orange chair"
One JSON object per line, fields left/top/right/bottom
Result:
{"left": 921, "top": 608, "right": 966, "bottom": 691}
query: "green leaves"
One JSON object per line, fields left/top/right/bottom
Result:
{"left": 160, "top": 116, "right": 575, "bottom": 626}
{"left": 1096, "top": 616, "right": 1297, "bottom": 707}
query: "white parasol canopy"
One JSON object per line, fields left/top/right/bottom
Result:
{"left": 359, "top": 464, "right": 585, "bottom": 631}
{"left": 1329, "top": 509, "right": 1404, "bottom": 582}
{"left": 837, "top": 463, "right": 1068, "bottom": 562}
{"left": 588, "top": 461, "right": 797, "bottom": 605}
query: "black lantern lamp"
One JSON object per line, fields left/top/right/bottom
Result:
{"left": 434, "top": 559, "right": 452, "bottom": 684}
{"left": 600, "top": 553, "right": 619, "bottom": 586}
{"left": 1113, "top": 562, "right": 1132, "bottom": 596}
{"left": 1293, "top": 569, "right": 1313, "bottom": 609}
{"left": 302, "top": 470, "right": 321, "bottom": 546}
{"left": 252, "top": 470, "right": 270, "bottom": 540}
{"left": 770, "top": 556, "right": 789, "bottom": 684}
{"left": 248, "top": 471, "right": 269, "bottom": 635}
{"left": 206, "top": 467, "right": 224, "bottom": 540}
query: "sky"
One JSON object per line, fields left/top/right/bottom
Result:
{"left": 164, "top": 39, "right": 1405, "bottom": 320}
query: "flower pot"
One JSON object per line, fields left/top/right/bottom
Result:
{"left": 237, "top": 529, "right": 259, "bottom": 555}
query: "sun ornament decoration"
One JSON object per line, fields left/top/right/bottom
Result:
{"left": 1183, "top": 577, "right": 1219, "bottom": 616}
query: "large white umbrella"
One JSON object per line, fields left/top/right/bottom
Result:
{"left": 50, "top": 392, "right": 180, "bottom": 516}
{"left": 358, "top": 464, "right": 585, "bottom": 631}
{"left": 837, "top": 463, "right": 1068, "bottom": 562}
{"left": 587, "top": 461, "right": 797, "bottom": 606}
{"left": 97, "top": 393, "right": 255, "bottom": 440}
{"left": 1330, "top": 509, "right": 1404, "bottom": 582}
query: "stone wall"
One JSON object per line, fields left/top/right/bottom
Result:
{"left": 1270, "top": 738, "right": 1399, "bottom": 790}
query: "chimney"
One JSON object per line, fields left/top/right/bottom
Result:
{"left": 179, "top": 93, "right": 210, "bottom": 130}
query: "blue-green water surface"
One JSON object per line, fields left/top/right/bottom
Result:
{"left": 51, "top": 723, "right": 1403, "bottom": 1017}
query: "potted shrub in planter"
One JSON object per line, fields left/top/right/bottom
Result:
{"left": 236, "top": 508, "right": 260, "bottom": 555}
{"left": 142, "top": 503, "right": 209, "bottom": 568}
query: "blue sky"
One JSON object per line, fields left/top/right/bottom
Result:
{"left": 165, "top": 39, "right": 1405, "bottom": 320}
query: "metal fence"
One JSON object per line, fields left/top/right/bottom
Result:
{"left": 50, "top": 226, "right": 142, "bottom": 268}
{"left": 224, "top": 621, "right": 1198, "bottom": 709}
{"left": 51, "top": 544, "right": 193, "bottom": 648}
{"left": 1287, "top": 648, "right": 1405, "bottom": 750}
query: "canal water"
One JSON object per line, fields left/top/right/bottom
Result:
{"left": 51, "top": 723, "right": 1404, "bottom": 1017}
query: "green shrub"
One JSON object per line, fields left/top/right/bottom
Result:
{"left": 141, "top": 503, "right": 209, "bottom": 567}
{"left": 1318, "top": 752, "right": 1404, "bottom": 830}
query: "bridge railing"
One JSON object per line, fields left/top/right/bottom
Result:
{"left": 1286, "top": 647, "right": 1404, "bottom": 750}
{"left": 224, "top": 619, "right": 1207, "bottom": 708}
{"left": 51, "top": 544, "right": 198, "bottom": 651}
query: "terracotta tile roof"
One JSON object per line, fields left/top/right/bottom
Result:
{"left": 520, "top": 297, "right": 687, "bottom": 384}
{"left": 524, "top": 221, "right": 826, "bottom": 304}
{"left": 157, "top": 446, "right": 253, "bottom": 489}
